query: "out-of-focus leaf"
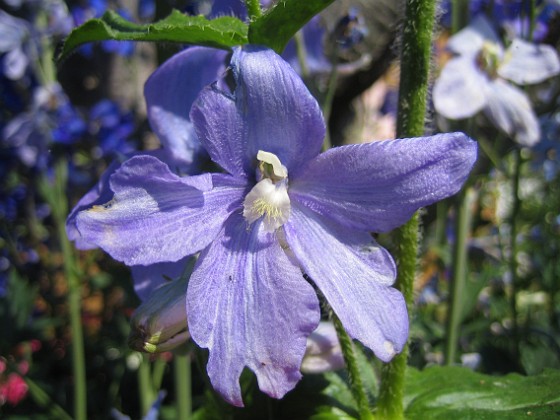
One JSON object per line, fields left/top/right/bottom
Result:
{"left": 248, "top": 0, "right": 335, "bottom": 53}
{"left": 57, "top": 10, "right": 248, "bottom": 62}
{"left": 405, "top": 366, "right": 560, "bottom": 419}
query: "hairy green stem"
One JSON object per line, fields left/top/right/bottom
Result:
{"left": 444, "top": 187, "right": 474, "bottom": 364}
{"left": 332, "top": 314, "right": 374, "bottom": 420}
{"left": 377, "top": 0, "right": 436, "bottom": 415}
{"left": 174, "top": 353, "right": 192, "bottom": 420}
{"left": 245, "top": 0, "right": 262, "bottom": 20}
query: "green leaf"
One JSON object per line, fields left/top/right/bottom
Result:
{"left": 57, "top": 10, "right": 248, "bottom": 62}
{"left": 248, "top": 0, "right": 335, "bottom": 53}
{"left": 405, "top": 366, "right": 560, "bottom": 419}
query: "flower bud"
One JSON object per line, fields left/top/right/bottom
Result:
{"left": 301, "top": 322, "right": 345, "bottom": 374}
{"left": 128, "top": 275, "right": 189, "bottom": 353}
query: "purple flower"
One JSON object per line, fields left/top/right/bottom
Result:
{"left": 433, "top": 15, "right": 560, "bottom": 146}
{"left": 72, "top": 46, "right": 477, "bottom": 405}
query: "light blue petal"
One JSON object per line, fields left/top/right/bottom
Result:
{"left": 144, "top": 47, "right": 228, "bottom": 173}
{"left": 484, "top": 79, "right": 540, "bottom": 146}
{"left": 290, "top": 132, "right": 477, "bottom": 232}
{"left": 498, "top": 38, "right": 560, "bottom": 85}
{"left": 187, "top": 213, "right": 320, "bottom": 406}
{"left": 284, "top": 203, "right": 408, "bottom": 362}
{"left": 433, "top": 57, "right": 488, "bottom": 120}
{"left": 190, "top": 46, "right": 326, "bottom": 177}
{"left": 447, "top": 14, "right": 501, "bottom": 56}
{"left": 75, "top": 156, "right": 247, "bottom": 265}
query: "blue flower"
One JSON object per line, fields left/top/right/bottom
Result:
{"left": 433, "top": 15, "right": 560, "bottom": 146}
{"left": 71, "top": 46, "right": 477, "bottom": 406}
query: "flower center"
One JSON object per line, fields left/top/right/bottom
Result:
{"left": 243, "top": 150, "right": 291, "bottom": 232}
{"left": 476, "top": 41, "right": 501, "bottom": 78}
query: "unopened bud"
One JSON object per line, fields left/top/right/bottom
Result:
{"left": 128, "top": 275, "right": 189, "bottom": 353}
{"left": 301, "top": 322, "right": 345, "bottom": 374}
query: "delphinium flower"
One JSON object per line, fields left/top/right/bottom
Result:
{"left": 71, "top": 46, "right": 477, "bottom": 405}
{"left": 433, "top": 15, "right": 560, "bottom": 146}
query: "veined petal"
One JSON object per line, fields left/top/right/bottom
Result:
{"left": 67, "top": 160, "right": 119, "bottom": 250}
{"left": 433, "top": 57, "right": 488, "bottom": 120}
{"left": 284, "top": 204, "right": 408, "bottom": 362}
{"left": 290, "top": 132, "right": 477, "bottom": 232}
{"left": 66, "top": 150, "right": 172, "bottom": 250}
{"left": 75, "top": 155, "right": 247, "bottom": 265}
{"left": 131, "top": 256, "right": 191, "bottom": 302}
{"left": 145, "top": 47, "right": 228, "bottom": 173}
{"left": 190, "top": 46, "right": 325, "bottom": 177}
{"left": 484, "top": 79, "right": 540, "bottom": 146}
{"left": 498, "top": 38, "right": 560, "bottom": 85}
{"left": 187, "top": 214, "right": 320, "bottom": 406}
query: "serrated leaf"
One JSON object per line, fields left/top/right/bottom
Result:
{"left": 248, "top": 0, "right": 335, "bottom": 53}
{"left": 57, "top": 10, "right": 248, "bottom": 62}
{"left": 405, "top": 366, "right": 560, "bottom": 419}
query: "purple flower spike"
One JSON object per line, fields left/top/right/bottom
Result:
{"left": 73, "top": 46, "right": 477, "bottom": 406}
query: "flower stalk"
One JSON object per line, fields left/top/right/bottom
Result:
{"left": 39, "top": 161, "right": 87, "bottom": 420}
{"left": 445, "top": 187, "right": 475, "bottom": 364}
{"left": 332, "top": 314, "right": 374, "bottom": 420}
{"left": 377, "top": 0, "right": 437, "bottom": 415}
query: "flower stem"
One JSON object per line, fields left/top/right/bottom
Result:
{"left": 509, "top": 149, "right": 523, "bottom": 362}
{"left": 138, "top": 353, "right": 155, "bottom": 416}
{"left": 377, "top": 0, "right": 436, "bottom": 414}
{"left": 377, "top": 215, "right": 417, "bottom": 420}
{"left": 245, "top": 0, "right": 262, "bottom": 20}
{"left": 444, "top": 187, "right": 475, "bottom": 365}
{"left": 40, "top": 161, "right": 87, "bottom": 420}
{"left": 174, "top": 353, "right": 192, "bottom": 420}
{"left": 332, "top": 313, "right": 374, "bottom": 420}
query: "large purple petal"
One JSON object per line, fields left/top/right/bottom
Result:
{"left": 289, "top": 132, "right": 477, "bottom": 232}
{"left": 187, "top": 214, "right": 320, "bottom": 406}
{"left": 145, "top": 47, "right": 228, "bottom": 173}
{"left": 433, "top": 57, "right": 488, "bottom": 120}
{"left": 190, "top": 46, "right": 325, "bottom": 178}
{"left": 75, "top": 155, "right": 247, "bottom": 265}
{"left": 284, "top": 203, "right": 408, "bottom": 362}
{"left": 66, "top": 150, "right": 170, "bottom": 250}
{"left": 484, "top": 79, "right": 540, "bottom": 146}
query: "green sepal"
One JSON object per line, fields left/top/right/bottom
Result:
{"left": 248, "top": 0, "right": 336, "bottom": 54}
{"left": 57, "top": 9, "right": 248, "bottom": 62}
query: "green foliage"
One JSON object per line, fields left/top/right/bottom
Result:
{"left": 56, "top": 10, "right": 248, "bottom": 62}
{"left": 404, "top": 366, "right": 560, "bottom": 418}
{"left": 248, "top": 0, "right": 336, "bottom": 53}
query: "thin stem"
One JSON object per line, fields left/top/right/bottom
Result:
{"left": 509, "top": 149, "right": 523, "bottom": 362}
{"left": 245, "top": 0, "right": 262, "bottom": 21}
{"left": 444, "top": 187, "right": 474, "bottom": 365}
{"left": 332, "top": 314, "right": 374, "bottom": 420}
{"left": 451, "top": 0, "right": 470, "bottom": 34}
{"left": 152, "top": 356, "right": 168, "bottom": 392}
{"left": 377, "top": 0, "right": 436, "bottom": 414}
{"left": 294, "top": 31, "right": 310, "bottom": 80}
{"left": 174, "top": 353, "right": 192, "bottom": 420}
{"left": 138, "top": 353, "right": 155, "bottom": 416}
{"left": 44, "top": 161, "right": 87, "bottom": 420}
